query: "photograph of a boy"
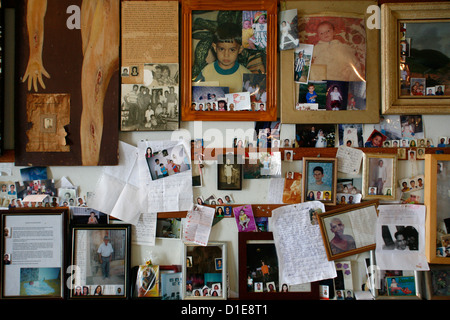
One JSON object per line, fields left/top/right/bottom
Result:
{"left": 193, "top": 21, "right": 252, "bottom": 94}
{"left": 307, "top": 162, "right": 333, "bottom": 193}
{"left": 279, "top": 9, "right": 299, "bottom": 51}
{"left": 294, "top": 44, "right": 313, "bottom": 84}
{"left": 300, "top": 16, "right": 365, "bottom": 82}
{"left": 298, "top": 81, "right": 327, "bottom": 108}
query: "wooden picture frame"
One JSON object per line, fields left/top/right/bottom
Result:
{"left": 317, "top": 200, "right": 379, "bottom": 261}
{"left": 381, "top": 2, "right": 450, "bottom": 114}
{"left": 423, "top": 265, "right": 450, "bottom": 300}
{"left": 368, "top": 251, "right": 423, "bottom": 300}
{"left": 302, "top": 157, "right": 337, "bottom": 205}
{"left": 217, "top": 153, "right": 243, "bottom": 190}
{"left": 280, "top": 0, "right": 380, "bottom": 124}
{"left": 424, "top": 154, "right": 450, "bottom": 264}
{"left": 362, "top": 153, "right": 397, "bottom": 200}
{"left": 182, "top": 241, "right": 227, "bottom": 300}
{"left": 181, "top": 0, "right": 277, "bottom": 121}
{"left": 1, "top": 208, "right": 68, "bottom": 299}
{"left": 69, "top": 224, "right": 131, "bottom": 299}
{"left": 238, "top": 232, "right": 319, "bottom": 300}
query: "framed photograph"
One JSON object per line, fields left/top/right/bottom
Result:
{"left": 69, "top": 224, "right": 131, "bottom": 299}
{"left": 302, "top": 157, "right": 337, "bottom": 205}
{"left": 182, "top": 242, "right": 227, "bottom": 300}
{"left": 368, "top": 251, "right": 423, "bottom": 300}
{"left": 423, "top": 265, "right": 450, "bottom": 300}
{"left": 424, "top": 154, "right": 450, "bottom": 264}
{"left": 381, "top": 2, "right": 450, "bottom": 114}
{"left": 317, "top": 200, "right": 379, "bottom": 261}
{"left": 217, "top": 153, "right": 242, "bottom": 190}
{"left": 238, "top": 232, "right": 319, "bottom": 300}
{"left": 1, "top": 208, "right": 68, "bottom": 299}
{"left": 280, "top": 0, "right": 380, "bottom": 124}
{"left": 362, "top": 153, "right": 397, "bottom": 200}
{"left": 181, "top": 0, "right": 278, "bottom": 121}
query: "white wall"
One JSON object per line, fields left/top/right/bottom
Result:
{"left": 2, "top": 8, "right": 450, "bottom": 298}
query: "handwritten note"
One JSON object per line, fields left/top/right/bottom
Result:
{"left": 336, "top": 146, "right": 363, "bottom": 174}
{"left": 183, "top": 205, "right": 215, "bottom": 246}
{"left": 271, "top": 202, "right": 336, "bottom": 285}
{"left": 132, "top": 212, "right": 157, "bottom": 246}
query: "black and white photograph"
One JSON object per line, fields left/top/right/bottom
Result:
{"left": 121, "top": 63, "right": 179, "bottom": 131}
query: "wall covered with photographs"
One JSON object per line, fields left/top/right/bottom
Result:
{"left": 1, "top": 0, "right": 450, "bottom": 304}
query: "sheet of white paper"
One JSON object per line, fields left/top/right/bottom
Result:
{"left": 137, "top": 139, "right": 193, "bottom": 213}
{"left": 0, "top": 163, "right": 13, "bottom": 176}
{"left": 132, "top": 212, "right": 157, "bottom": 246}
{"left": 375, "top": 204, "right": 429, "bottom": 271}
{"left": 271, "top": 202, "right": 337, "bottom": 285}
{"left": 183, "top": 205, "right": 215, "bottom": 246}
{"left": 267, "top": 178, "right": 284, "bottom": 204}
{"left": 89, "top": 141, "right": 142, "bottom": 224}
{"left": 54, "top": 176, "right": 75, "bottom": 189}
{"left": 336, "top": 146, "right": 363, "bottom": 174}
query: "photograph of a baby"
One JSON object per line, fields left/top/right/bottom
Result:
{"left": 298, "top": 15, "right": 366, "bottom": 82}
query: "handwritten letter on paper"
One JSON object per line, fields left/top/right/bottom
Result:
{"left": 183, "top": 205, "right": 215, "bottom": 246}
{"left": 271, "top": 202, "right": 336, "bottom": 285}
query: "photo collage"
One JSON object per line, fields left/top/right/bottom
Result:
{"left": 292, "top": 14, "right": 367, "bottom": 111}
{"left": 121, "top": 63, "right": 179, "bottom": 131}
{"left": 191, "top": 11, "right": 268, "bottom": 112}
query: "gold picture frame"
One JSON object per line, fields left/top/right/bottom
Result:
{"left": 362, "top": 153, "right": 397, "bottom": 200}
{"left": 424, "top": 154, "right": 450, "bottom": 264}
{"left": 280, "top": 0, "right": 380, "bottom": 124}
{"left": 381, "top": 2, "right": 450, "bottom": 114}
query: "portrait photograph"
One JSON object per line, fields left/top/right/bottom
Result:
{"left": 71, "top": 225, "right": 130, "bottom": 298}
{"left": 363, "top": 154, "right": 397, "bottom": 200}
{"left": 318, "top": 201, "right": 378, "bottom": 260}
{"left": 282, "top": 172, "right": 302, "bottom": 204}
{"left": 191, "top": 10, "right": 267, "bottom": 96}
{"left": 294, "top": 44, "right": 313, "bottom": 84}
{"left": 297, "top": 80, "right": 327, "bottom": 109}
{"left": 298, "top": 14, "right": 366, "bottom": 82}
{"left": 217, "top": 153, "right": 242, "bottom": 190}
{"left": 302, "top": 158, "right": 337, "bottom": 205}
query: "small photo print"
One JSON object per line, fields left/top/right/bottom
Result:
{"left": 298, "top": 81, "right": 327, "bottom": 108}
{"left": 426, "top": 87, "right": 436, "bottom": 96}
{"left": 242, "top": 11, "right": 268, "bottom": 50}
{"left": 326, "top": 81, "right": 348, "bottom": 111}
{"left": 146, "top": 144, "right": 191, "bottom": 181}
{"left": 279, "top": 9, "right": 299, "bottom": 50}
{"left": 243, "top": 73, "right": 266, "bottom": 104}
{"left": 338, "top": 124, "right": 364, "bottom": 148}
{"left": 294, "top": 44, "right": 314, "bottom": 84}
{"left": 192, "top": 86, "right": 229, "bottom": 106}
{"left": 410, "top": 77, "right": 426, "bottom": 96}
{"left": 435, "top": 85, "right": 445, "bottom": 95}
